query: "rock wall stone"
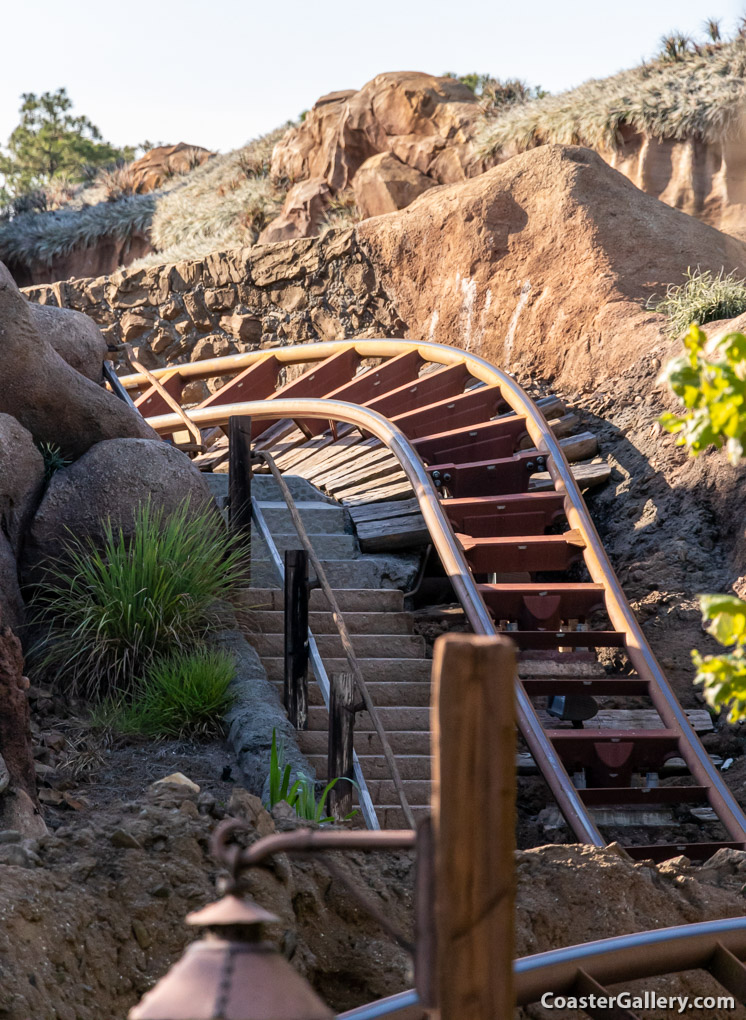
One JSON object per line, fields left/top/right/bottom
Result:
{"left": 22, "top": 230, "right": 406, "bottom": 378}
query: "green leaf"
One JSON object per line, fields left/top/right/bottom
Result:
{"left": 700, "top": 594, "right": 746, "bottom": 647}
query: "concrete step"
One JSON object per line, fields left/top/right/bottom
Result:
{"left": 249, "top": 633, "right": 427, "bottom": 659}
{"left": 270, "top": 680, "right": 432, "bottom": 706}
{"left": 254, "top": 501, "right": 351, "bottom": 534}
{"left": 252, "top": 475, "right": 337, "bottom": 504}
{"left": 307, "top": 705, "right": 430, "bottom": 731}
{"left": 308, "top": 754, "right": 433, "bottom": 780}
{"left": 262, "top": 657, "right": 432, "bottom": 683}
{"left": 250, "top": 556, "right": 419, "bottom": 590}
{"left": 356, "top": 779, "right": 431, "bottom": 803}
{"left": 374, "top": 805, "right": 430, "bottom": 827}
{"left": 241, "top": 609, "right": 415, "bottom": 635}
{"left": 244, "top": 588, "right": 406, "bottom": 613}
{"left": 299, "top": 729, "right": 432, "bottom": 755}
{"left": 253, "top": 532, "right": 360, "bottom": 559}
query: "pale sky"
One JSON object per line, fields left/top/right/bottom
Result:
{"left": 1, "top": 0, "right": 744, "bottom": 154}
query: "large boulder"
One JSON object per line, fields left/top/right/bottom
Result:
{"left": 0, "top": 261, "right": 156, "bottom": 457}
{"left": 22, "top": 438, "right": 217, "bottom": 583}
{"left": 271, "top": 72, "right": 481, "bottom": 192}
{"left": 0, "top": 535, "right": 24, "bottom": 635}
{"left": 0, "top": 414, "right": 45, "bottom": 557}
{"left": 127, "top": 143, "right": 213, "bottom": 194}
{"left": 356, "top": 144, "right": 746, "bottom": 392}
{"left": 258, "top": 178, "right": 331, "bottom": 243}
{"left": 353, "top": 151, "right": 437, "bottom": 219}
{"left": 27, "top": 303, "right": 108, "bottom": 382}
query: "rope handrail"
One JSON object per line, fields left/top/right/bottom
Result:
{"left": 257, "top": 448, "right": 416, "bottom": 829}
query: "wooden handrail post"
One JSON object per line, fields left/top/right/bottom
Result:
{"left": 328, "top": 672, "right": 355, "bottom": 820}
{"left": 228, "top": 415, "right": 252, "bottom": 584}
{"left": 431, "top": 633, "right": 516, "bottom": 1020}
{"left": 284, "top": 548, "right": 309, "bottom": 730}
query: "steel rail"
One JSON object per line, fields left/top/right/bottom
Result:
{"left": 257, "top": 448, "right": 416, "bottom": 828}
{"left": 513, "top": 915, "right": 746, "bottom": 1004}
{"left": 336, "top": 917, "right": 746, "bottom": 1017}
{"left": 251, "top": 498, "right": 380, "bottom": 830}
{"left": 145, "top": 396, "right": 603, "bottom": 845}
{"left": 137, "top": 338, "right": 746, "bottom": 845}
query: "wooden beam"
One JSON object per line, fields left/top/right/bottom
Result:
{"left": 228, "top": 416, "right": 252, "bottom": 583}
{"left": 328, "top": 672, "right": 355, "bottom": 820}
{"left": 431, "top": 633, "right": 516, "bottom": 1020}
{"left": 284, "top": 549, "right": 309, "bottom": 730}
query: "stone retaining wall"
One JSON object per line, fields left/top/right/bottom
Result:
{"left": 23, "top": 229, "right": 405, "bottom": 402}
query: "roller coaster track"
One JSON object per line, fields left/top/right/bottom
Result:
{"left": 118, "top": 339, "right": 746, "bottom": 862}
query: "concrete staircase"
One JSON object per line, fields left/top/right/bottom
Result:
{"left": 218, "top": 473, "right": 433, "bottom": 828}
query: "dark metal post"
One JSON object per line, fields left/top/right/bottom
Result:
{"left": 328, "top": 672, "right": 355, "bottom": 820}
{"left": 284, "top": 549, "right": 308, "bottom": 729}
{"left": 228, "top": 416, "right": 252, "bottom": 584}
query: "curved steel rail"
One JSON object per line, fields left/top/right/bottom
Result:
{"left": 128, "top": 338, "right": 746, "bottom": 846}
{"left": 336, "top": 916, "right": 746, "bottom": 1018}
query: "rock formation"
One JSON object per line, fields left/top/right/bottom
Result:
{"left": 0, "top": 262, "right": 156, "bottom": 457}
{"left": 126, "top": 142, "right": 213, "bottom": 194}
{"left": 21, "top": 438, "right": 216, "bottom": 585}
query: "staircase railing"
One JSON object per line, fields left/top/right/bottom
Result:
{"left": 250, "top": 481, "right": 382, "bottom": 830}
{"left": 257, "top": 448, "right": 416, "bottom": 829}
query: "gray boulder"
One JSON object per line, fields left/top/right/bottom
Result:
{"left": 21, "top": 437, "right": 218, "bottom": 584}
{"left": 0, "top": 261, "right": 155, "bottom": 458}
{"left": 0, "top": 414, "right": 44, "bottom": 557}
{"left": 27, "top": 303, "right": 107, "bottom": 383}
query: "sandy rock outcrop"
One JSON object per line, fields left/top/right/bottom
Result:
{"left": 258, "top": 177, "right": 331, "bottom": 243}
{"left": 21, "top": 438, "right": 216, "bottom": 582}
{"left": 356, "top": 144, "right": 746, "bottom": 393}
{"left": 262, "top": 72, "right": 481, "bottom": 239}
{"left": 0, "top": 261, "right": 156, "bottom": 457}
{"left": 27, "top": 303, "right": 108, "bottom": 382}
{"left": 353, "top": 151, "right": 437, "bottom": 218}
{"left": 7, "top": 231, "right": 152, "bottom": 289}
{"left": 127, "top": 142, "right": 213, "bottom": 194}
{"left": 272, "top": 72, "right": 480, "bottom": 191}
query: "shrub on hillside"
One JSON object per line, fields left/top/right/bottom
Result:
{"left": 653, "top": 268, "right": 746, "bottom": 338}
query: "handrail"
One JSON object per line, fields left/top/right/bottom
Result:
{"left": 258, "top": 448, "right": 416, "bottom": 829}
{"left": 122, "top": 343, "right": 204, "bottom": 450}
{"left": 144, "top": 396, "right": 603, "bottom": 845}
{"left": 251, "top": 496, "right": 380, "bottom": 830}
{"left": 336, "top": 916, "right": 746, "bottom": 1017}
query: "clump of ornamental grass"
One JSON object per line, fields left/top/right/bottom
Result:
{"left": 31, "top": 498, "right": 246, "bottom": 700}
{"left": 652, "top": 267, "right": 746, "bottom": 337}
{"left": 95, "top": 647, "right": 236, "bottom": 739}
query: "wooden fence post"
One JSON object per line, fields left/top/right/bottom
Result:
{"left": 228, "top": 415, "right": 252, "bottom": 584}
{"left": 430, "top": 633, "right": 516, "bottom": 1020}
{"left": 284, "top": 548, "right": 309, "bottom": 730}
{"left": 328, "top": 672, "right": 355, "bottom": 821}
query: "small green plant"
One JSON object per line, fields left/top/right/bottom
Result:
{"left": 266, "top": 730, "right": 356, "bottom": 824}
{"left": 36, "top": 441, "right": 70, "bottom": 481}
{"left": 102, "top": 647, "right": 236, "bottom": 738}
{"left": 653, "top": 268, "right": 746, "bottom": 338}
{"left": 660, "top": 323, "right": 746, "bottom": 462}
{"left": 32, "top": 498, "right": 245, "bottom": 698}
{"left": 662, "top": 323, "right": 746, "bottom": 719}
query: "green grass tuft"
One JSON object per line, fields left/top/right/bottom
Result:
{"left": 31, "top": 498, "right": 245, "bottom": 699}
{"left": 652, "top": 267, "right": 746, "bottom": 337}
{"left": 107, "top": 647, "right": 236, "bottom": 738}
